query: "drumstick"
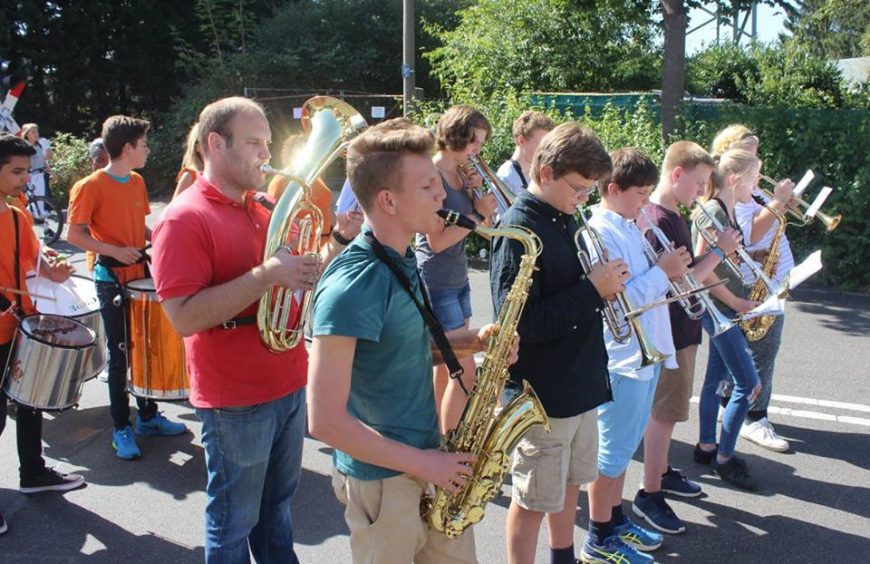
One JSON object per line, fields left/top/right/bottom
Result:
{"left": 0, "top": 286, "right": 55, "bottom": 301}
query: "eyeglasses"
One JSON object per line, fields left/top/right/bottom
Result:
{"left": 566, "top": 180, "right": 598, "bottom": 197}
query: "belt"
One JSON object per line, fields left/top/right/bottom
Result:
{"left": 220, "top": 316, "right": 256, "bottom": 330}
{"left": 29, "top": 168, "right": 46, "bottom": 174}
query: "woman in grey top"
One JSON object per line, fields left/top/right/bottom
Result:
{"left": 22, "top": 123, "right": 51, "bottom": 219}
{"left": 415, "top": 105, "right": 498, "bottom": 434}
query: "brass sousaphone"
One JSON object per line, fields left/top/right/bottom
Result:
{"left": 257, "top": 97, "right": 367, "bottom": 352}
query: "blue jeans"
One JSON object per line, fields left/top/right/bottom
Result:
{"left": 699, "top": 307, "right": 760, "bottom": 458}
{"left": 747, "top": 313, "right": 785, "bottom": 413}
{"left": 196, "top": 388, "right": 306, "bottom": 564}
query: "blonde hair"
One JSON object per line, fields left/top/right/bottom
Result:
{"left": 701, "top": 148, "right": 760, "bottom": 203}
{"left": 181, "top": 122, "right": 203, "bottom": 171}
{"left": 21, "top": 123, "right": 39, "bottom": 142}
{"left": 512, "top": 111, "right": 555, "bottom": 139}
{"left": 347, "top": 118, "right": 435, "bottom": 212}
{"left": 662, "top": 140, "right": 714, "bottom": 176}
{"left": 710, "top": 124, "right": 758, "bottom": 158}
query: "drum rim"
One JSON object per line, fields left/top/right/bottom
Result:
{"left": 19, "top": 314, "right": 96, "bottom": 350}
{"left": 26, "top": 272, "right": 102, "bottom": 316}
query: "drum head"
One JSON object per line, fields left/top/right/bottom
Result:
{"left": 126, "top": 278, "right": 155, "bottom": 292}
{"left": 26, "top": 274, "right": 100, "bottom": 316}
{"left": 21, "top": 315, "right": 96, "bottom": 348}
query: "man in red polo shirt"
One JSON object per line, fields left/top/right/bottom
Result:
{"left": 151, "top": 96, "right": 348, "bottom": 563}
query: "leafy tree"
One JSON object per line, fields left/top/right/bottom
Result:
{"left": 785, "top": 0, "right": 870, "bottom": 59}
{"left": 660, "top": 0, "right": 798, "bottom": 138}
{"left": 426, "top": 0, "right": 661, "bottom": 102}
{"left": 687, "top": 42, "right": 862, "bottom": 109}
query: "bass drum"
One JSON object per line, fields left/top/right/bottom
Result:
{"left": 3, "top": 314, "right": 95, "bottom": 411}
{"left": 26, "top": 274, "right": 107, "bottom": 381}
{"left": 126, "top": 278, "right": 189, "bottom": 400}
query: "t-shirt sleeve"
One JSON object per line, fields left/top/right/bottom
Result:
{"left": 151, "top": 213, "right": 215, "bottom": 300}
{"left": 67, "top": 179, "right": 94, "bottom": 225}
{"left": 312, "top": 262, "right": 389, "bottom": 342}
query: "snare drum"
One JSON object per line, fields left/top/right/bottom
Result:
{"left": 3, "top": 314, "right": 95, "bottom": 411}
{"left": 126, "top": 278, "right": 189, "bottom": 400}
{"left": 26, "top": 274, "right": 107, "bottom": 380}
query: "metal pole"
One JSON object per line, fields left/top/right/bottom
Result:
{"left": 402, "top": 0, "right": 415, "bottom": 116}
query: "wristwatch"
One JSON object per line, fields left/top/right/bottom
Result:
{"left": 331, "top": 229, "right": 353, "bottom": 246}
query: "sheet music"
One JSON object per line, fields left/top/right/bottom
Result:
{"left": 788, "top": 249, "right": 823, "bottom": 290}
{"left": 740, "top": 294, "right": 785, "bottom": 321}
{"left": 806, "top": 187, "right": 832, "bottom": 219}
{"left": 793, "top": 170, "right": 815, "bottom": 199}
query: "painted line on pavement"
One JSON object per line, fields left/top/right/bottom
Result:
{"left": 689, "top": 396, "right": 870, "bottom": 427}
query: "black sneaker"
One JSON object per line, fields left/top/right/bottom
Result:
{"left": 20, "top": 468, "right": 86, "bottom": 494}
{"left": 693, "top": 443, "right": 717, "bottom": 465}
{"left": 661, "top": 466, "right": 703, "bottom": 497}
{"left": 0, "top": 510, "right": 7, "bottom": 535}
{"left": 712, "top": 456, "right": 758, "bottom": 491}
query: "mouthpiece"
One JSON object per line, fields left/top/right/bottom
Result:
{"left": 437, "top": 209, "right": 477, "bottom": 231}
{"left": 260, "top": 164, "right": 281, "bottom": 175}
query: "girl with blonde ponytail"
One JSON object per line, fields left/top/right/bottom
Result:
{"left": 689, "top": 148, "right": 764, "bottom": 491}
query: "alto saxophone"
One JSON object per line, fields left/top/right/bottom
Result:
{"left": 740, "top": 204, "right": 787, "bottom": 341}
{"left": 422, "top": 210, "right": 551, "bottom": 539}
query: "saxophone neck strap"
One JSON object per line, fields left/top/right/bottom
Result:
{"left": 364, "top": 232, "right": 467, "bottom": 394}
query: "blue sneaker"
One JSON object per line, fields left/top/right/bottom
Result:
{"left": 614, "top": 519, "right": 664, "bottom": 552}
{"left": 112, "top": 426, "right": 142, "bottom": 459}
{"left": 134, "top": 412, "right": 187, "bottom": 436}
{"left": 580, "top": 534, "right": 653, "bottom": 563}
{"left": 661, "top": 466, "right": 702, "bottom": 498}
{"left": 632, "top": 489, "right": 686, "bottom": 534}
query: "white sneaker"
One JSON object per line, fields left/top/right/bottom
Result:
{"left": 740, "top": 417, "right": 790, "bottom": 452}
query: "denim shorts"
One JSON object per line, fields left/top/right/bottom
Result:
{"left": 597, "top": 366, "right": 661, "bottom": 478}
{"left": 428, "top": 282, "right": 472, "bottom": 331}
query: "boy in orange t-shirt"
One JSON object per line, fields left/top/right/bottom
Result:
{"left": 67, "top": 116, "right": 186, "bottom": 460}
{"left": 0, "top": 135, "right": 85, "bottom": 535}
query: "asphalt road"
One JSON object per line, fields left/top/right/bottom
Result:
{"left": 1, "top": 204, "right": 868, "bottom": 563}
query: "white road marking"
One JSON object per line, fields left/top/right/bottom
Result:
{"left": 689, "top": 395, "right": 870, "bottom": 427}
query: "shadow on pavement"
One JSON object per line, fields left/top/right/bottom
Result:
{"left": 0, "top": 489, "right": 202, "bottom": 563}
{"left": 790, "top": 289, "right": 870, "bottom": 337}
{"left": 773, "top": 422, "right": 870, "bottom": 472}
{"left": 292, "top": 468, "right": 349, "bottom": 546}
{"left": 39, "top": 404, "right": 206, "bottom": 501}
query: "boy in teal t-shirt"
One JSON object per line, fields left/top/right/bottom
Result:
{"left": 309, "top": 118, "right": 510, "bottom": 563}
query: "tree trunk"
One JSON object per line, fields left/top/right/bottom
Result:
{"left": 660, "top": 0, "right": 687, "bottom": 140}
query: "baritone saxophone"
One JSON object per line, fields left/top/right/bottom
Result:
{"left": 422, "top": 209, "right": 551, "bottom": 539}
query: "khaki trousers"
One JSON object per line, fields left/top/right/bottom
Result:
{"left": 332, "top": 469, "right": 477, "bottom": 564}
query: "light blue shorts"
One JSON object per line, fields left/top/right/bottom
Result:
{"left": 428, "top": 282, "right": 472, "bottom": 331}
{"left": 597, "top": 365, "right": 661, "bottom": 478}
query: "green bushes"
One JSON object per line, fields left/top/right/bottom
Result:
{"left": 47, "top": 133, "right": 92, "bottom": 206}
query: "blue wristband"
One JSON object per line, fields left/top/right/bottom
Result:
{"left": 711, "top": 247, "right": 725, "bottom": 260}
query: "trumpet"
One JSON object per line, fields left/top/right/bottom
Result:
{"left": 759, "top": 174, "right": 841, "bottom": 231}
{"left": 458, "top": 155, "right": 515, "bottom": 214}
{"left": 574, "top": 206, "right": 667, "bottom": 367}
{"left": 637, "top": 208, "right": 736, "bottom": 337}
{"left": 693, "top": 198, "right": 788, "bottom": 300}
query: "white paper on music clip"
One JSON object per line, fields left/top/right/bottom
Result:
{"left": 788, "top": 249, "right": 823, "bottom": 290}
{"left": 740, "top": 294, "right": 785, "bottom": 321}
